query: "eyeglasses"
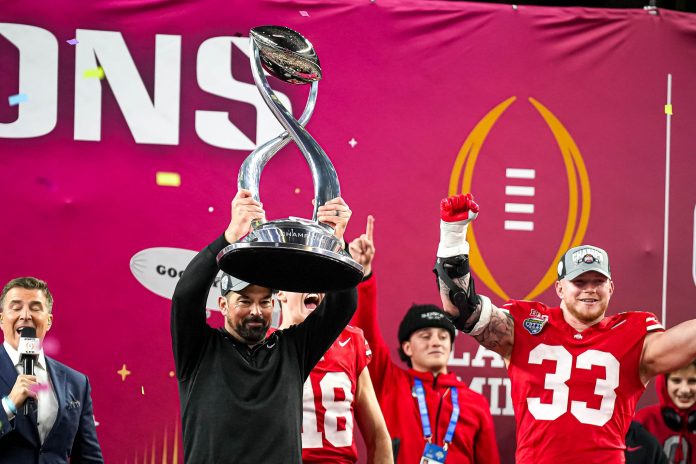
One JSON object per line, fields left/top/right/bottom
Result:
{"left": 233, "top": 300, "right": 274, "bottom": 311}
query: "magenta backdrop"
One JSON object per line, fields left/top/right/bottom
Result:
{"left": 2, "top": 1, "right": 696, "bottom": 462}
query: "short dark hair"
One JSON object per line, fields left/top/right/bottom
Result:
{"left": 0, "top": 277, "right": 54, "bottom": 313}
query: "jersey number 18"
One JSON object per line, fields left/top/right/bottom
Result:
{"left": 302, "top": 372, "right": 355, "bottom": 448}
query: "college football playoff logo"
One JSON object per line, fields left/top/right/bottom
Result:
{"left": 449, "top": 97, "right": 592, "bottom": 301}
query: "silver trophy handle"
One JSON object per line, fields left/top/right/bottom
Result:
{"left": 237, "top": 78, "right": 318, "bottom": 203}
{"left": 249, "top": 41, "right": 340, "bottom": 222}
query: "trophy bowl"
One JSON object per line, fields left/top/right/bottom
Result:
{"left": 217, "top": 219, "right": 363, "bottom": 293}
{"left": 216, "top": 26, "right": 363, "bottom": 293}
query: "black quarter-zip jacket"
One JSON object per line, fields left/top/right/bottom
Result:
{"left": 171, "top": 234, "right": 357, "bottom": 464}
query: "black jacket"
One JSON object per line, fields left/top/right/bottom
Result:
{"left": 171, "top": 234, "right": 357, "bottom": 464}
{"left": 626, "top": 421, "right": 668, "bottom": 464}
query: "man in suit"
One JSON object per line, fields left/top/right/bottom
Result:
{"left": 0, "top": 277, "right": 103, "bottom": 463}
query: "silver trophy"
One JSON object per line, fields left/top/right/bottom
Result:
{"left": 216, "top": 25, "right": 364, "bottom": 293}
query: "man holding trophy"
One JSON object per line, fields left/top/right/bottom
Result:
{"left": 171, "top": 190, "right": 358, "bottom": 463}
{"left": 171, "top": 26, "right": 365, "bottom": 463}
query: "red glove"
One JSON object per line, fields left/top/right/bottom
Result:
{"left": 440, "top": 194, "right": 480, "bottom": 223}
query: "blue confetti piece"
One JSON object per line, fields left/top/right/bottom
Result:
{"left": 8, "top": 93, "right": 28, "bottom": 106}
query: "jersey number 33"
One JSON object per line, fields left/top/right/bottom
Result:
{"left": 527, "top": 344, "right": 620, "bottom": 426}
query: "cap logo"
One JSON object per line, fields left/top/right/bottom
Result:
{"left": 571, "top": 248, "right": 603, "bottom": 265}
{"left": 420, "top": 312, "right": 444, "bottom": 321}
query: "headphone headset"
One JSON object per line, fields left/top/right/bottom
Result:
{"left": 662, "top": 407, "right": 696, "bottom": 433}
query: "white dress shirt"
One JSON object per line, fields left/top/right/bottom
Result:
{"left": 2, "top": 341, "right": 59, "bottom": 444}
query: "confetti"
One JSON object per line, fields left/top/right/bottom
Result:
{"left": 117, "top": 364, "right": 131, "bottom": 381}
{"left": 664, "top": 104, "right": 673, "bottom": 115}
{"left": 93, "top": 416, "right": 100, "bottom": 427}
{"left": 30, "top": 383, "right": 50, "bottom": 394}
{"left": 208, "top": 206, "right": 214, "bottom": 213}
{"left": 66, "top": 39, "right": 79, "bottom": 45}
{"left": 141, "top": 386, "right": 145, "bottom": 395}
{"left": 8, "top": 93, "right": 28, "bottom": 106}
{"left": 83, "top": 67, "right": 105, "bottom": 79}
{"left": 299, "top": 10, "right": 309, "bottom": 16}
{"left": 294, "top": 188, "right": 301, "bottom": 194}
{"left": 169, "top": 371, "right": 176, "bottom": 378}
{"left": 348, "top": 138, "right": 358, "bottom": 148}
{"left": 156, "top": 172, "right": 181, "bottom": 187}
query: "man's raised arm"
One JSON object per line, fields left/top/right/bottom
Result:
{"left": 434, "top": 194, "right": 514, "bottom": 359}
{"left": 289, "top": 197, "right": 359, "bottom": 377}
{"left": 640, "top": 319, "right": 696, "bottom": 383}
{"left": 171, "top": 189, "right": 265, "bottom": 379}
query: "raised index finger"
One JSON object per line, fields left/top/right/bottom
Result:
{"left": 366, "top": 215, "right": 374, "bottom": 242}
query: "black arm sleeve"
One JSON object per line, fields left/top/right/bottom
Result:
{"left": 291, "top": 286, "right": 358, "bottom": 380}
{"left": 171, "top": 234, "right": 228, "bottom": 380}
{"left": 433, "top": 255, "right": 481, "bottom": 332}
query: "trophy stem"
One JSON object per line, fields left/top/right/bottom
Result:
{"left": 238, "top": 79, "right": 318, "bottom": 203}
{"left": 217, "top": 26, "right": 364, "bottom": 293}
{"left": 250, "top": 42, "right": 340, "bottom": 222}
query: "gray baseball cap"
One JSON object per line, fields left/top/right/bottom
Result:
{"left": 219, "top": 273, "right": 250, "bottom": 295}
{"left": 557, "top": 245, "right": 611, "bottom": 281}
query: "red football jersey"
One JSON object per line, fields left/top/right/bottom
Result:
{"left": 300, "top": 325, "right": 372, "bottom": 463}
{"left": 506, "top": 300, "right": 664, "bottom": 464}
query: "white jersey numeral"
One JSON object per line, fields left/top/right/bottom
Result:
{"left": 527, "top": 344, "right": 620, "bottom": 426}
{"left": 301, "top": 372, "right": 354, "bottom": 448}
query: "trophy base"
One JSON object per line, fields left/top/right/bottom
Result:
{"left": 216, "top": 219, "right": 364, "bottom": 293}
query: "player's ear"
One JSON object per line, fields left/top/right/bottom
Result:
{"left": 275, "top": 291, "right": 288, "bottom": 304}
{"left": 219, "top": 295, "right": 229, "bottom": 315}
{"left": 401, "top": 341, "right": 413, "bottom": 358}
{"left": 554, "top": 280, "right": 564, "bottom": 298}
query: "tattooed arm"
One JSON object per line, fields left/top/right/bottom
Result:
{"left": 438, "top": 273, "right": 514, "bottom": 360}
{"left": 435, "top": 194, "right": 514, "bottom": 359}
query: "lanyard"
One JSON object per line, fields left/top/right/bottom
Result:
{"left": 414, "top": 379, "right": 460, "bottom": 445}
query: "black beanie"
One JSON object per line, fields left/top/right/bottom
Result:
{"left": 397, "top": 304, "right": 456, "bottom": 343}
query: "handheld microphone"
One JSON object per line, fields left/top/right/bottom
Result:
{"left": 18, "top": 327, "right": 39, "bottom": 415}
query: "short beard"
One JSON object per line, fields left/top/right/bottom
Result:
{"left": 571, "top": 306, "right": 604, "bottom": 324}
{"left": 233, "top": 315, "right": 269, "bottom": 344}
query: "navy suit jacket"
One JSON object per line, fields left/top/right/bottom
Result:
{"left": 0, "top": 346, "right": 103, "bottom": 463}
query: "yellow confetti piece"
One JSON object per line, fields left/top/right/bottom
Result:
{"left": 156, "top": 172, "right": 181, "bottom": 187}
{"left": 141, "top": 386, "right": 145, "bottom": 395}
{"left": 664, "top": 104, "right": 673, "bottom": 115}
{"left": 83, "top": 67, "right": 105, "bottom": 79}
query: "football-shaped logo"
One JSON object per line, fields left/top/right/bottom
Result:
{"left": 129, "top": 247, "right": 222, "bottom": 311}
{"left": 449, "top": 96, "right": 591, "bottom": 301}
